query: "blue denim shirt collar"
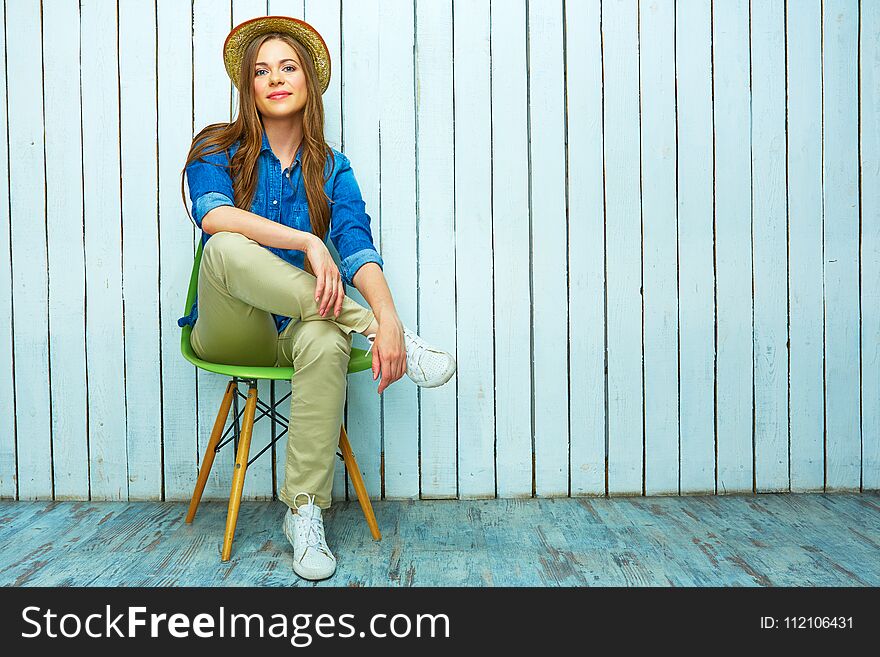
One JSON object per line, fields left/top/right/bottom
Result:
{"left": 260, "top": 127, "right": 303, "bottom": 166}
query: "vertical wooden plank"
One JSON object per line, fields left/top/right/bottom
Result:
{"left": 193, "top": 0, "right": 233, "bottom": 500}
{"left": 379, "top": 0, "right": 419, "bottom": 500}
{"left": 566, "top": 0, "right": 606, "bottom": 497}
{"left": 751, "top": 0, "right": 788, "bottom": 492}
{"left": 271, "top": 0, "right": 304, "bottom": 19}
{"left": 416, "top": 0, "right": 457, "bottom": 499}
{"left": 602, "top": 0, "right": 642, "bottom": 495}
{"left": 158, "top": 0, "right": 198, "bottom": 500}
{"left": 272, "top": 0, "right": 304, "bottom": 18}
{"left": 341, "top": 0, "right": 383, "bottom": 501}
{"left": 529, "top": 0, "right": 568, "bottom": 496}
{"left": 7, "top": 0, "right": 51, "bottom": 499}
{"left": 0, "top": 0, "right": 15, "bottom": 498}
{"left": 787, "top": 0, "right": 824, "bottom": 492}
{"left": 44, "top": 0, "right": 89, "bottom": 499}
{"left": 862, "top": 0, "right": 880, "bottom": 490}
{"left": 676, "top": 0, "right": 715, "bottom": 494}
{"left": 713, "top": 0, "right": 752, "bottom": 493}
{"left": 566, "top": 0, "right": 605, "bottom": 496}
{"left": 120, "top": 0, "right": 162, "bottom": 500}
{"left": 640, "top": 0, "right": 679, "bottom": 496}
{"left": 82, "top": 0, "right": 128, "bottom": 500}
{"left": 491, "top": 0, "right": 531, "bottom": 497}
{"left": 822, "top": 0, "right": 860, "bottom": 491}
{"left": 453, "top": 0, "right": 494, "bottom": 498}
{"left": 232, "top": 0, "right": 273, "bottom": 501}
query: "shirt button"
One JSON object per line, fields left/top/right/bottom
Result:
{"left": 272, "top": 199, "right": 278, "bottom": 205}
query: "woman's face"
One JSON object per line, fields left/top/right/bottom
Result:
{"left": 252, "top": 39, "right": 308, "bottom": 120}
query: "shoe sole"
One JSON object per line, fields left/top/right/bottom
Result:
{"left": 291, "top": 560, "right": 336, "bottom": 581}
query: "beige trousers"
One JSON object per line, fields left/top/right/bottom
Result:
{"left": 190, "top": 230, "right": 375, "bottom": 510}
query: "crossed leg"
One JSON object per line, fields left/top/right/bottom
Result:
{"left": 191, "top": 230, "right": 375, "bottom": 365}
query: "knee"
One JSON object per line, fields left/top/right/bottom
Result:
{"left": 291, "top": 321, "right": 352, "bottom": 367}
{"left": 201, "top": 231, "right": 252, "bottom": 278}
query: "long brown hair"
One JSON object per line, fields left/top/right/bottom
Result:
{"left": 180, "top": 32, "right": 335, "bottom": 275}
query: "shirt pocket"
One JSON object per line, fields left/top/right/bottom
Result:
{"left": 281, "top": 203, "right": 312, "bottom": 234}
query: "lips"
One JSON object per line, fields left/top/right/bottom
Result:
{"left": 268, "top": 92, "right": 291, "bottom": 100}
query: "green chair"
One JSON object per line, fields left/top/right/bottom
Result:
{"left": 180, "top": 238, "right": 381, "bottom": 562}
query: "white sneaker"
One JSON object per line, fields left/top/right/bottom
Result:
{"left": 365, "top": 326, "right": 456, "bottom": 388}
{"left": 282, "top": 492, "right": 337, "bottom": 581}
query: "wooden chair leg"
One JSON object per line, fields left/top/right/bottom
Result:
{"left": 186, "top": 380, "right": 236, "bottom": 523}
{"left": 221, "top": 382, "right": 258, "bottom": 562}
{"left": 339, "top": 424, "right": 381, "bottom": 541}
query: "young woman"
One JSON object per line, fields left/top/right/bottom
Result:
{"left": 178, "top": 16, "right": 455, "bottom": 581}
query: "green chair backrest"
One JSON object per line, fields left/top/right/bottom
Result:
{"left": 180, "top": 236, "right": 372, "bottom": 380}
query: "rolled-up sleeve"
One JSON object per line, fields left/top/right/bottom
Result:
{"left": 185, "top": 144, "right": 236, "bottom": 228}
{"left": 328, "top": 154, "right": 384, "bottom": 286}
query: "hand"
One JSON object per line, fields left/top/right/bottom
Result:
{"left": 371, "top": 314, "right": 406, "bottom": 395}
{"left": 304, "top": 236, "right": 344, "bottom": 318}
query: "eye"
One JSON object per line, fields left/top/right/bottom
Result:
{"left": 284, "top": 65, "right": 296, "bottom": 72}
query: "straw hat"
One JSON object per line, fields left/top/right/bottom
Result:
{"left": 223, "top": 16, "right": 331, "bottom": 94}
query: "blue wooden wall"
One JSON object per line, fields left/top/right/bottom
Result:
{"left": 0, "top": 0, "right": 877, "bottom": 502}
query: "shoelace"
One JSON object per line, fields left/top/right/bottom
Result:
{"left": 403, "top": 331, "right": 429, "bottom": 372}
{"left": 301, "top": 514, "right": 325, "bottom": 549}
{"left": 294, "top": 494, "right": 331, "bottom": 555}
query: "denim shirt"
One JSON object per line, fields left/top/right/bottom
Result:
{"left": 177, "top": 128, "right": 383, "bottom": 334}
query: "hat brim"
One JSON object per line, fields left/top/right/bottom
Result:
{"left": 223, "top": 16, "right": 331, "bottom": 94}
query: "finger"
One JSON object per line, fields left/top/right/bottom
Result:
{"left": 377, "top": 358, "right": 386, "bottom": 394}
{"left": 328, "top": 275, "right": 340, "bottom": 318}
{"left": 388, "top": 353, "right": 399, "bottom": 384}
{"left": 334, "top": 275, "right": 344, "bottom": 317}
{"left": 386, "top": 356, "right": 399, "bottom": 389}
{"left": 381, "top": 357, "right": 393, "bottom": 394}
{"left": 325, "top": 272, "right": 335, "bottom": 315}
{"left": 387, "top": 349, "right": 400, "bottom": 382}
{"left": 320, "top": 272, "right": 333, "bottom": 315}
{"left": 314, "top": 270, "right": 324, "bottom": 307}
{"left": 371, "top": 343, "right": 380, "bottom": 380}
{"left": 379, "top": 352, "right": 390, "bottom": 393}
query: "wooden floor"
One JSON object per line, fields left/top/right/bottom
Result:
{"left": 0, "top": 493, "right": 877, "bottom": 586}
